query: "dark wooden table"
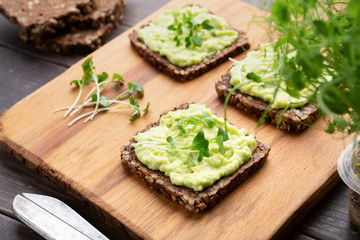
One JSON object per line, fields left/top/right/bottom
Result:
{"left": 0, "top": 0, "right": 359, "bottom": 239}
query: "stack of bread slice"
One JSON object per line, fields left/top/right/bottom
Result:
{"left": 0, "top": 0, "right": 126, "bottom": 53}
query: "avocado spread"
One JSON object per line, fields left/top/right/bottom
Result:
{"left": 133, "top": 104, "right": 257, "bottom": 191}
{"left": 230, "top": 42, "right": 315, "bottom": 109}
{"left": 137, "top": 5, "right": 239, "bottom": 67}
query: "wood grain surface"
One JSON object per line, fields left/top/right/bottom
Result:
{"left": 0, "top": 0, "right": 355, "bottom": 239}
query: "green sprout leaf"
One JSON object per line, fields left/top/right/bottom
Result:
{"left": 246, "top": 72, "right": 262, "bottom": 82}
{"left": 175, "top": 118, "right": 186, "bottom": 134}
{"left": 129, "top": 95, "right": 139, "bottom": 108}
{"left": 112, "top": 73, "right": 124, "bottom": 89}
{"left": 82, "top": 72, "right": 93, "bottom": 85}
{"left": 128, "top": 82, "right": 144, "bottom": 98}
{"left": 176, "top": 23, "right": 183, "bottom": 35}
{"left": 92, "top": 94, "right": 111, "bottom": 108}
{"left": 174, "top": 35, "right": 180, "bottom": 46}
{"left": 214, "top": 126, "right": 228, "bottom": 155}
{"left": 217, "top": 125, "right": 229, "bottom": 141}
{"left": 185, "top": 36, "right": 191, "bottom": 47}
{"left": 191, "top": 131, "right": 210, "bottom": 162}
{"left": 91, "top": 93, "right": 98, "bottom": 103}
{"left": 192, "top": 22, "right": 200, "bottom": 31}
{"left": 97, "top": 72, "right": 108, "bottom": 83}
{"left": 70, "top": 80, "right": 81, "bottom": 88}
{"left": 215, "top": 135, "right": 226, "bottom": 155}
{"left": 166, "top": 136, "right": 176, "bottom": 147}
{"left": 167, "top": 25, "right": 176, "bottom": 31}
{"left": 201, "top": 19, "right": 213, "bottom": 30}
{"left": 183, "top": 14, "right": 193, "bottom": 24}
{"left": 189, "top": 29, "right": 193, "bottom": 37}
{"left": 143, "top": 102, "right": 150, "bottom": 112}
{"left": 130, "top": 110, "right": 140, "bottom": 122}
{"left": 186, "top": 119, "right": 195, "bottom": 125}
{"left": 191, "top": 36, "right": 202, "bottom": 47}
{"left": 129, "top": 95, "right": 141, "bottom": 122}
{"left": 99, "top": 96, "right": 111, "bottom": 108}
{"left": 192, "top": 131, "right": 209, "bottom": 150}
{"left": 82, "top": 57, "right": 94, "bottom": 74}
{"left": 202, "top": 111, "right": 216, "bottom": 128}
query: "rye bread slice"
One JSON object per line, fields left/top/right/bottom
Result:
{"left": 215, "top": 70, "right": 319, "bottom": 132}
{"left": 66, "top": 0, "right": 126, "bottom": 31}
{"left": 30, "top": 0, "right": 126, "bottom": 53}
{"left": 33, "top": 23, "right": 114, "bottom": 54}
{"left": 120, "top": 103, "right": 270, "bottom": 213}
{"left": 0, "top": 0, "right": 95, "bottom": 43}
{"left": 128, "top": 7, "right": 250, "bottom": 81}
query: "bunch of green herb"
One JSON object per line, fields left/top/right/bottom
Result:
{"left": 223, "top": 0, "right": 360, "bottom": 136}
{"left": 135, "top": 111, "right": 229, "bottom": 164}
{"left": 55, "top": 57, "right": 149, "bottom": 126}
{"left": 264, "top": 0, "right": 360, "bottom": 135}
{"left": 167, "top": 13, "right": 214, "bottom": 47}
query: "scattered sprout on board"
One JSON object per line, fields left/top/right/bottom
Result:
{"left": 55, "top": 57, "right": 149, "bottom": 126}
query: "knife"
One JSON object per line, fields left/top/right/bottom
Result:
{"left": 12, "top": 193, "right": 109, "bottom": 240}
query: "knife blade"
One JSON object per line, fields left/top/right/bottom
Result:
{"left": 12, "top": 193, "right": 108, "bottom": 240}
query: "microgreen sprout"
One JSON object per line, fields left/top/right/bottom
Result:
{"left": 166, "top": 136, "right": 176, "bottom": 147}
{"left": 55, "top": 57, "right": 149, "bottom": 126}
{"left": 175, "top": 118, "right": 186, "bottom": 134}
{"left": 167, "top": 14, "right": 214, "bottom": 48}
{"left": 137, "top": 112, "right": 229, "bottom": 163}
{"left": 191, "top": 131, "right": 210, "bottom": 162}
{"left": 246, "top": 72, "right": 262, "bottom": 82}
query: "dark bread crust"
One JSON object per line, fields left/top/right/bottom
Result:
{"left": 67, "top": 0, "right": 126, "bottom": 31}
{"left": 29, "top": 0, "right": 126, "bottom": 53}
{"left": 215, "top": 70, "right": 319, "bottom": 132}
{"left": 0, "top": 0, "right": 95, "bottom": 43}
{"left": 33, "top": 23, "right": 114, "bottom": 54}
{"left": 120, "top": 103, "right": 270, "bottom": 213}
{"left": 128, "top": 7, "right": 250, "bottom": 81}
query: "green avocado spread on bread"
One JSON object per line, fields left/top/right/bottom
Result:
{"left": 137, "top": 5, "right": 239, "bottom": 67}
{"left": 230, "top": 42, "right": 316, "bottom": 109}
{"left": 133, "top": 104, "right": 257, "bottom": 191}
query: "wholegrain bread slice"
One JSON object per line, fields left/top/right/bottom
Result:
{"left": 31, "top": 0, "right": 126, "bottom": 53}
{"left": 120, "top": 103, "right": 270, "bottom": 213}
{"left": 0, "top": 0, "right": 126, "bottom": 53}
{"left": 215, "top": 70, "right": 319, "bottom": 132}
{"left": 66, "top": 0, "right": 126, "bottom": 31}
{"left": 128, "top": 6, "right": 250, "bottom": 81}
{"left": 0, "top": 0, "right": 95, "bottom": 43}
{"left": 34, "top": 23, "right": 114, "bottom": 54}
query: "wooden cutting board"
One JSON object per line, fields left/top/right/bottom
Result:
{"left": 0, "top": 0, "right": 352, "bottom": 239}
